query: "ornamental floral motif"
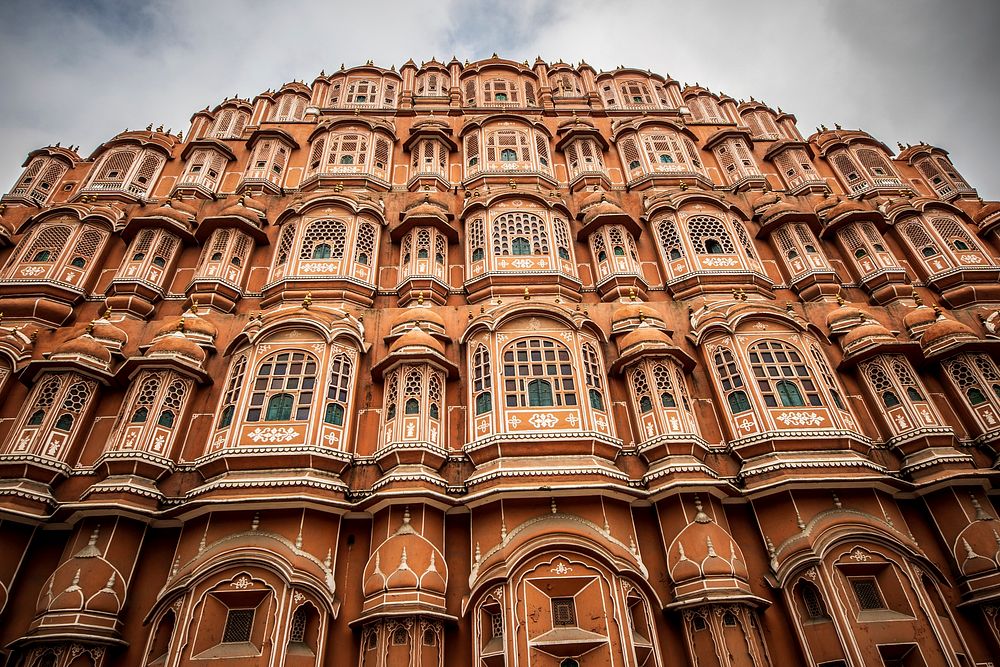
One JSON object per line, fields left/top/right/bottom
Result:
{"left": 300, "top": 263, "right": 342, "bottom": 273}
{"left": 776, "top": 411, "right": 824, "bottom": 426}
{"left": 849, "top": 548, "right": 872, "bottom": 562}
{"left": 247, "top": 426, "right": 299, "bottom": 443}
{"left": 232, "top": 575, "right": 252, "bottom": 588}
{"left": 528, "top": 413, "right": 559, "bottom": 428}
{"left": 702, "top": 256, "right": 739, "bottom": 267}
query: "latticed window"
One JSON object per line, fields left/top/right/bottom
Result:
{"left": 552, "top": 597, "right": 577, "bottom": 626}
{"left": 272, "top": 224, "right": 296, "bottom": 271}
{"left": 85, "top": 147, "right": 165, "bottom": 196}
{"left": 247, "top": 352, "right": 318, "bottom": 422}
{"left": 472, "top": 345, "right": 492, "bottom": 415}
{"left": 801, "top": 583, "right": 827, "bottom": 620}
{"left": 195, "top": 228, "right": 253, "bottom": 285}
{"left": 620, "top": 80, "right": 653, "bottom": 105}
{"left": 180, "top": 148, "right": 227, "bottom": 191}
{"left": 810, "top": 345, "right": 847, "bottom": 411}
{"left": 217, "top": 354, "right": 247, "bottom": 428}
{"left": 223, "top": 608, "right": 255, "bottom": 643}
{"left": 245, "top": 139, "right": 289, "bottom": 186}
{"left": 355, "top": 221, "right": 377, "bottom": 266}
{"left": 8, "top": 374, "right": 97, "bottom": 458}
{"left": 299, "top": 219, "right": 348, "bottom": 260}
{"left": 502, "top": 338, "right": 576, "bottom": 408}
{"left": 748, "top": 340, "right": 822, "bottom": 408}
{"left": 931, "top": 216, "right": 988, "bottom": 257}
{"left": 837, "top": 222, "right": 901, "bottom": 276}
{"left": 714, "top": 347, "right": 751, "bottom": 414}
{"left": 859, "top": 354, "right": 939, "bottom": 434}
{"left": 490, "top": 611, "right": 503, "bottom": 638}
{"left": 492, "top": 212, "right": 549, "bottom": 256}
{"left": 582, "top": 343, "right": 606, "bottom": 411}
{"left": 210, "top": 108, "right": 248, "bottom": 138}
{"left": 774, "top": 223, "right": 829, "bottom": 277}
{"left": 8, "top": 156, "right": 67, "bottom": 204}
{"left": 3, "top": 221, "right": 108, "bottom": 284}
{"left": 564, "top": 138, "right": 605, "bottom": 179}
{"left": 486, "top": 129, "right": 530, "bottom": 162}
{"left": 289, "top": 606, "right": 307, "bottom": 643}
{"left": 850, "top": 577, "right": 885, "bottom": 611}
{"left": 857, "top": 148, "right": 896, "bottom": 181}
{"left": 656, "top": 216, "right": 685, "bottom": 262}
{"left": 831, "top": 151, "right": 864, "bottom": 189}
{"left": 270, "top": 94, "right": 306, "bottom": 121}
{"left": 325, "top": 354, "right": 353, "bottom": 426}
{"left": 687, "top": 215, "right": 735, "bottom": 255}
{"left": 411, "top": 139, "right": 448, "bottom": 177}
{"left": 468, "top": 218, "right": 486, "bottom": 263}
{"left": 943, "top": 353, "right": 1000, "bottom": 415}
{"left": 117, "top": 229, "right": 179, "bottom": 285}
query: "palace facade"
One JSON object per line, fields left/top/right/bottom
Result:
{"left": 0, "top": 55, "right": 999, "bottom": 667}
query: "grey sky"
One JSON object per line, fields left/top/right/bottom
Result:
{"left": 0, "top": 0, "right": 997, "bottom": 198}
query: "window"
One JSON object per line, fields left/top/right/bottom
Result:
{"left": 582, "top": 343, "right": 606, "bottom": 412}
{"left": 503, "top": 339, "right": 576, "bottom": 408}
{"left": 714, "top": 347, "right": 751, "bottom": 414}
{"left": 492, "top": 212, "right": 549, "bottom": 256}
{"left": 748, "top": 340, "right": 822, "bottom": 408}
{"left": 688, "top": 216, "right": 736, "bottom": 255}
{"left": 247, "top": 352, "right": 317, "bottom": 423}
{"left": 473, "top": 345, "right": 492, "bottom": 415}
{"left": 325, "top": 354, "right": 353, "bottom": 427}
{"left": 490, "top": 611, "right": 503, "bottom": 639}
{"left": 289, "top": 607, "right": 307, "bottom": 643}
{"left": 552, "top": 597, "right": 576, "bottom": 627}
{"left": 217, "top": 355, "right": 246, "bottom": 429}
{"left": 801, "top": 583, "right": 827, "bottom": 620}
{"left": 223, "top": 608, "right": 255, "bottom": 643}
{"left": 850, "top": 577, "right": 885, "bottom": 611}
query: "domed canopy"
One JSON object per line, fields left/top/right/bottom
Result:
{"left": 389, "top": 306, "right": 447, "bottom": 340}
{"left": 155, "top": 307, "right": 217, "bottom": 347}
{"left": 903, "top": 301, "right": 937, "bottom": 338}
{"left": 825, "top": 298, "right": 866, "bottom": 335}
{"left": 147, "top": 331, "right": 207, "bottom": 364}
{"left": 920, "top": 311, "right": 980, "bottom": 358}
{"left": 373, "top": 323, "right": 457, "bottom": 379}
{"left": 52, "top": 333, "right": 112, "bottom": 366}
{"left": 88, "top": 312, "right": 127, "bottom": 354}
{"left": 611, "top": 302, "right": 665, "bottom": 336}
{"left": 358, "top": 509, "right": 449, "bottom": 621}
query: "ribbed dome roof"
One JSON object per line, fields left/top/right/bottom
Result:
{"left": 841, "top": 319, "right": 893, "bottom": 349}
{"left": 147, "top": 331, "right": 207, "bottom": 363}
{"left": 391, "top": 307, "right": 446, "bottom": 331}
{"left": 619, "top": 324, "right": 673, "bottom": 351}
{"left": 156, "top": 309, "right": 217, "bottom": 342}
{"left": 921, "top": 314, "right": 977, "bottom": 349}
{"left": 142, "top": 197, "right": 197, "bottom": 226}
{"left": 362, "top": 510, "right": 447, "bottom": 599}
{"left": 53, "top": 333, "right": 112, "bottom": 364}
{"left": 903, "top": 303, "right": 937, "bottom": 336}
{"left": 387, "top": 326, "right": 445, "bottom": 356}
{"left": 89, "top": 313, "right": 127, "bottom": 348}
{"left": 611, "top": 303, "right": 663, "bottom": 327}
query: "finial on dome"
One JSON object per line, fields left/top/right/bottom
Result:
{"left": 836, "top": 293, "right": 845, "bottom": 306}
{"left": 692, "top": 496, "right": 712, "bottom": 524}
{"left": 251, "top": 512, "right": 260, "bottom": 530}
{"left": 302, "top": 292, "right": 313, "bottom": 309}
{"left": 933, "top": 305, "right": 943, "bottom": 319}
{"left": 551, "top": 497, "right": 558, "bottom": 514}
{"left": 835, "top": 122, "right": 842, "bottom": 130}
{"left": 912, "top": 291, "right": 923, "bottom": 306}
{"left": 628, "top": 287, "right": 636, "bottom": 302}
{"left": 417, "top": 291, "right": 425, "bottom": 305}
{"left": 523, "top": 287, "right": 530, "bottom": 300}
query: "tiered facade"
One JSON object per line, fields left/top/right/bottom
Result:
{"left": 0, "top": 55, "right": 999, "bottom": 667}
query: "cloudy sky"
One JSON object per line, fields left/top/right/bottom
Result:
{"left": 0, "top": 0, "right": 997, "bottom": 197}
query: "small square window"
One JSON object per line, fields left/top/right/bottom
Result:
{"left": 222, "top": 608, "right": 254, "bottom": 643}
{"left": 552, "top": 597, "right": 576, "bottom": 627}
{"left": 850, "top": 577, "right": 885, "bottom": 611}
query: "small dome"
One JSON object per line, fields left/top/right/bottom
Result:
{"left": 141, "top": 198, "right": 196, "bottom": 226}
{"left": 390, "top": 307, "right": 446, "bottom": 332}
{"left": 611, "top": 303, "right": 663, "bottom": 327}
{"left": 387, "top": 326, "right": 445, "bottom": 356}
{"left": 147, "top": 331, "right": 207, "bottom": 363}
{"left": 921, "top": 314, "right": 977, "bottom": 350}
{"left": 156, "top": 309, "right": 217, "bottom": 343}
{"left": 903, "top": 303, "right": 937, "bottom": 337}
{"left": 822, "top": 197, "right": 868, "bottom": 222}
{"left": 667, "top": 502, "right": 748, "bottom": 588}
{"left": 974, "top": 201, "right": 1000, "bottom": 226}
{"left": 825, "top": 301, "right": 865, "bottom": 332}
{"left": 749, "top": 190, "right": 781, "bottom": 213}
{"left": 841, "top": 320, "right": 893, "bottom": 350}
{"left": 89, "top": 314, "right": 127, "bottom": 350}
{"left": 362, "top": 511, "right": 448, "bottom": 599}
{"left": 619, "top": 324, "right": 673, "bottom": 352}
{"left": 218, "top": 196, "right": 264, "bottom": 222}
{"left": 53, "top": 333, "right": 112, "bottom": 365}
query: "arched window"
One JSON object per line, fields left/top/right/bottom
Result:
{"left": 801, "top": 583, "right": 827, "bottom": 620}
{"left": 688, "top": 216, "right": 736, "bottom": 255}
{"left": 656, "top": 216, "right": 686, "bottom": 264}
{"left": 500, "top": 148, "right": 516, "bottom": 161}
{"left": 492, "top": 212, "right": 549, "bottom": 256}
{"left": 860, "top": 355, "right": 941, "bottom": 435}
{"left": 217, "top": 355, "right": 247, "bottom": 429}
{"left": 511, "top": 237, "right": 531, "bottom": 255}
{"left": 325, "top": 354, "right": 353, "bottom": 426}
{"left": 472, "top": 345, "right": 492, "bottom": 415}
{"left": 247, "top": 352, "right": 318, "bottom": 423}
{"left": 300, "top": 219, "right": 347, "bottom": 261}
{"left": 943, "top": 353, "right": 1000, "bottom": 430}
{"left": 714, "top": 347, "right": 751, "bottom": 414}
{"left": 503, "top": 339, "right": 576, "bottom": 408}
{"left": 749, "top": 340, "right": 822, "bottom": 408}
{"left": 582, "top": 343, "right": 606, "bottom": 412}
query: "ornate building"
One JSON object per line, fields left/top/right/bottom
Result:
{"left": 0, "top": 55, "right": 999, "bottom": 667}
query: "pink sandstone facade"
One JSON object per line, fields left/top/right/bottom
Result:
{"left": 0, "top": 55, "right": 998, "bottom": 667}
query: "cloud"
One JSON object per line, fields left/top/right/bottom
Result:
{"left": 0, "top": 0, "right": 996, "bottom": 198}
